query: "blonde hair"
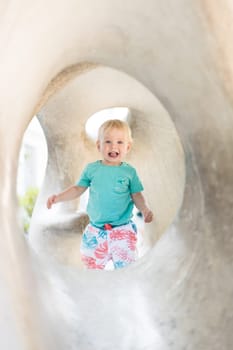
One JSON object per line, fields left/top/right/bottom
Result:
{"left": 98, "top": 119, "right": 133, "bottom": 142}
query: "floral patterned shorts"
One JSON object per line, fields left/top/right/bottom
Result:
{"left": 80, "top": 221, "right": 138, "bottom": 269}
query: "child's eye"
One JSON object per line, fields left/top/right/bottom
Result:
{"left": 118, "top": 141, "right": 123, "bottom": 144}
{"left": 105, "top": 140, "right": 111, "bottom": 144}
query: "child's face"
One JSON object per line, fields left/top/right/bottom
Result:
{"left": 97, "top": 127, "right": 132, "bottom": 166}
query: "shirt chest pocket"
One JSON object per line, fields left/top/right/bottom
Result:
{"left": 114, "top": 177, "right": 130, "bottom": 194}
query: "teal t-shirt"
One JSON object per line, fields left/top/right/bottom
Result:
{"left": 76, "top": 160, "right": 144, "bottom": 227}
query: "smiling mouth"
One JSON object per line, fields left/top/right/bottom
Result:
{"left": 109, "top": 152, "right": 119, "bottom": 158}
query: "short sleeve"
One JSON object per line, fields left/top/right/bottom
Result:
{"left": 129, "top": 168, "right": 144, "bottom": 194}
{"left": 76, "top": 165, "right": 91, "bottom": 187}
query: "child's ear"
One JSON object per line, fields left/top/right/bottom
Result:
{"left": 96, "top": 140, "right": 100, "bottom": 151}
{"left": 127, "top": 142, "right": 132, "bottom": 152}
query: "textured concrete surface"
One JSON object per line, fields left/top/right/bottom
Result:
{"left": 0, "top": 1, "right": 233, "bottom": 349}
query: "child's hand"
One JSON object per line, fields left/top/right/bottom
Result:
{"left": 142, "top": 208, "right": 154, "bottom": 223}
{"left": 47, "top": 195, "right": 57, "bottom": 209}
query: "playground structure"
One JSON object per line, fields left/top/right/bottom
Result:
{"left": 0, "top": 1, "right": 233, "bottom": 349}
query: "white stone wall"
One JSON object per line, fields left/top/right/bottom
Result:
{"left": 0, "top": 1, "right": 233, "bottom": 350}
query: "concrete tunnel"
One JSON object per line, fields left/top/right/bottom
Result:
{"left": 0, "top": 1, "right": 233, "bottom": 349}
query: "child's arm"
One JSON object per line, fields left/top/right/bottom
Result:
{"left": 131, "top": 192, "right": 153, "bottom": 223}
{"left": 47, "top": 185, "right": 87, "bottom": 209}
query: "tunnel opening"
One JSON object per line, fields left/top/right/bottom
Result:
{"left": 24, "top": 63, "right": 186, "bottom": 270}
{"left": 85, "top": 107, "right": 130, "bottom": 141}
{"left": 17, "top": 116, "right": 48, "bottom": 234}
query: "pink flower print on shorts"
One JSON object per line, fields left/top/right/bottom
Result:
{"left": 80, "top": 221, "right": 138, "bottom": 270}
